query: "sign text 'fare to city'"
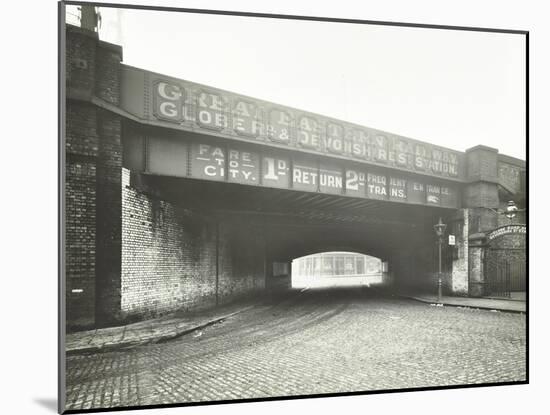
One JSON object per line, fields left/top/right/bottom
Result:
{"left": 138, "top": 136, "right": 460, "bottom": 209}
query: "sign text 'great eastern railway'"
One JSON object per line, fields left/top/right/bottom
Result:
{"left": 119, "top": 66, "right": 465, "bottom": 181}
{"left": 123, "top": 134, "right": 460, "bottom": 209}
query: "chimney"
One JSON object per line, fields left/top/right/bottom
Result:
{"left": 80, "top": 5, "right": 100, "bottom": 32}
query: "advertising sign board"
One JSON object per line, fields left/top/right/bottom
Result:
{"left": 127, "top": 133, "right": 461, "bottom": 209}
{"left": 120, "top": 66, "right": 465, "bottom": 181}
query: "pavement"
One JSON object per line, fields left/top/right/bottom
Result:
{"left": 65, "top": 298, "right": 263, "bottom": 354}
{"left": 65, "top": 290, "right": 526, "bottom": 354}
{"left": 404, "top": 293, "right": 526, "bottom": 313}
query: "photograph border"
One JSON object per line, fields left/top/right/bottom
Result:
{"left": 58, "top": 2, "right": 529, "bottom": 413}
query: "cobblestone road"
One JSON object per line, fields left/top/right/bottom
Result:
{"left": 65, "top": 288, "right": 526, "bottom": 411}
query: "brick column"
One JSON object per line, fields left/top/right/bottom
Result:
{"left": 450, "top": 209, "right": 468, "bottom": 295}
{"left": 95, "top": 110, "right": 123, "bottom": 325}
{"left": 65, "top": 26, "right": 100, "bottom": 329}
{"left": 463, "top": 145, "right": 499, "bottom": 297}
{"left": 95, "top": 40, "right": 123, "bottom": 326}
{"left": 467, "top": 234, "right": 485, "bottom": 297}
{"left": 65, "top": 25, "right": 123, "bottom": 328}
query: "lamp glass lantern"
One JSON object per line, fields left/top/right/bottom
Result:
{"left": 433, "top": 217, "right": 447, "bottom": 240}
{"left": 505, "top": 200, "right": 518, "bottom": 220}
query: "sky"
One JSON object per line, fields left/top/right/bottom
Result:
{"left": 67, "top": 5, "right": 526, "bottom": 159}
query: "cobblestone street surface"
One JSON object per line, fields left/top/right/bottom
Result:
{"left": 65, "top": 288, "right": 526, "bottom": 411}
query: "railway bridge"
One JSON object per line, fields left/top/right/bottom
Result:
{"left": 63, "top": 24, "right": 526, "bottom": 329}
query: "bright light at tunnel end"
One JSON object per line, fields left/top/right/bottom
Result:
{"left": 291, "top": 251, "right": 390, "bottom": 289}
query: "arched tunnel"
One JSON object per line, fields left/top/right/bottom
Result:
{"left": 136, "top": 172, "right": 455, "bottom": 299}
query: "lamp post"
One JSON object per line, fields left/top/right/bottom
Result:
{"left": 433, "top": 217, "right": 447, "bottom": 304}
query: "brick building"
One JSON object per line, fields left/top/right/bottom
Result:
{"left": 63, "top": 24, "right": 526, "bottom": 330}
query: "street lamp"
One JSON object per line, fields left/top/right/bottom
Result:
{"left": 504, "top": 200, "right": 519, "bottom": 220}
{"left": 486, "top": 200, "right": 523, "bottom": 222}
{"left": 433, "top": 217, "right": 447, "bottom": 304}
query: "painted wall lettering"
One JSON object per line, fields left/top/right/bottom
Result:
{"left": 389, "top": 177, "right": 407, "bottom": 201}
{"left": 141, "top": 135, "right": 460, "bottom": 208}
{"left": 262, "top": 156, "right": 290, "bottom": 188}
{"left": 293, "top": 161, "right": 319, "bottom": 192}
{"left": 197, "top": 91, "right": 226, "bottom": 130}
{"left": 325, "top": 123, "right": 345, "bottom": 154}
{"left": 227, "top": 149, "right": 260, "bottom": 184}
{"left": 319, "top": 163, "right": 343, "bottom": 194}
{"left": 367, "top": 173, "right": 387, "bottom": 200}
{"left": 232, "top": 100, "right": 262, "bottom": 137}
{"left": 297, "top": 116, "right": 321, "bottom": 150}
{"left": 191, "top": 143, "right": 225, "bottom": 180}
{"left": 267, "top": 109, "right": 292, "bottom": 144}
{"left": 137, "top": 73, "right": 467, "bottom": 180}
{"left": 153, "top": 81, "right": 184, "bottom": 122}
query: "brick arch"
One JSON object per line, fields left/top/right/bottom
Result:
{"left": 487, "top": 231, "right": 526, "bottom": 250}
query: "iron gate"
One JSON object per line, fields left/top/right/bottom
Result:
{"left": 486, "top": 248, "right": 526, "bottom": 297}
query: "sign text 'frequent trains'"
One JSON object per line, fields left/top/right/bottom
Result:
{"left": 137, "top": 137, "right": 459, "bottom": 208}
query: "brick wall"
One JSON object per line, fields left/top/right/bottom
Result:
{"left": 464, "top": 182, "right": 499, "bottom": 209}
{"left": 65, "top": 152, "right": 97, "bottom": 329}
{"left": 468, "top": 246, "right": 484, "bottom": 297}
{"left": 465, "top": 145, "right": 498, "bottom": 183}
{"left": 120, "top": 169, "right": 265, "bottom": 321}
{"left": 66, "top": 26, "right": 96, "bottom": 96}
{"left": 450, "top": 209, "right": 468, "bottom": 295}
{"left": 95, "top": 110, "right": 123, "bottom": 325}
{"left": 95, "top": 43, "right": 121, "bottom": 105}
